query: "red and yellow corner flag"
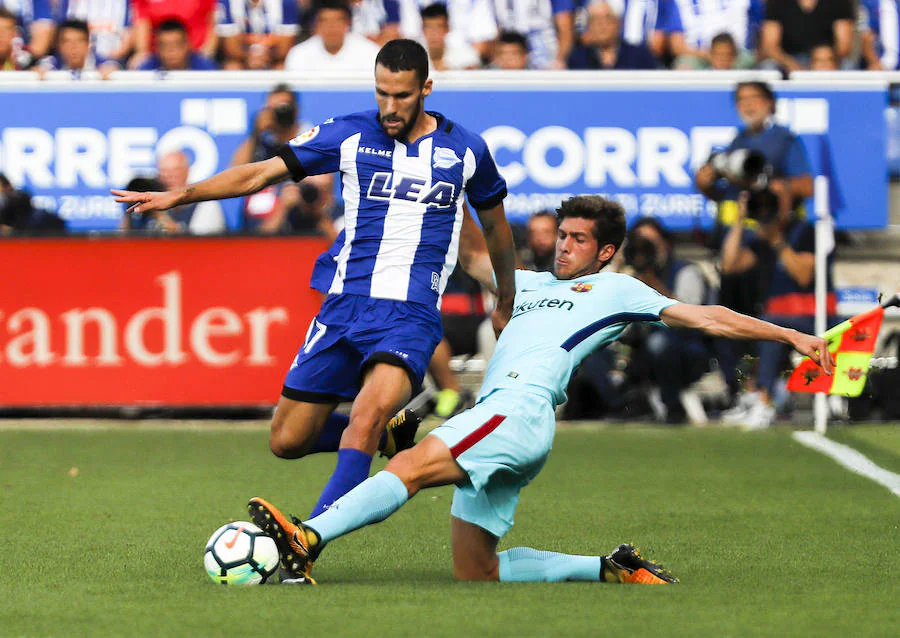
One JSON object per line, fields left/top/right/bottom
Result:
{"left": 787, "top": 294, "right": 899, "bottom": 397}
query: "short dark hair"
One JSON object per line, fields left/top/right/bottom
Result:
{"left": 157, "top": 19, "right": 189, "bottom": 37}
{"left": 317, "top": 0, "right": 352, "bottom": 20}
{"left": 59, "top": 19, "right": 90, "bottom": 39}
{"left": 556, "top": 195, "right": 627, "bottom": 254}
{"left": 269, "top": 82, "right": 298, "bottom": 106}
{"left": 421, "top": 3, "right": 449, "bottom": 20}
{"left": 628, "top": 215, "right": 672, "bottom": 245}
{"left": 734, "top": 81, "right": 776, "bottom": 112}
{"left": 125, "top": 176, "right": 165, "bottom": 192}
{"left": 376, "top": 39, "right": 429, "bottom": 84}
{"left": 498, "top": 30, "right": 528, "bottom": 51}
{"left": 528, "top": 210, "right": 558, "bottom": 226}
{"left": 711, "top": 32, "right": 737, "bottom": 52}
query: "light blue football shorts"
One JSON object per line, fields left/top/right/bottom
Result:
{"left": 428, "top": 388, "right": 556, "bottom": 538}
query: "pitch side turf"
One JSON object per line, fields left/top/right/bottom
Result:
{"left": 1, "top": 422, "right": 897, "bottom": 637}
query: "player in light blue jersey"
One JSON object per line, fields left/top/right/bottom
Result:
{"left": 113, "top": 39, "right": 517, "bottom": 580}
{"left": 248, "top": 194, "right": 834, "bottom": 585}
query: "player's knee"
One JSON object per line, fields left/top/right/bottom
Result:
{"left": 452, "top": 556, "right": 499, "bottom": 581}
{"left": 268, "top": 424, "right": 306, "bottom": 459}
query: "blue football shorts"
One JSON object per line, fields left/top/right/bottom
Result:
{"left": 282, "top": 293, "right": 443, "bottom": 403}
{"left": 429, "top": 388, "right": 556, "bottom": 538}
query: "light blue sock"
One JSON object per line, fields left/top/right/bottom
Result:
{"left": 305, "top": 471, "right": 409, "bottom": 545}
{"left": 498, "top": 547, "right": 603, "bottom": 582}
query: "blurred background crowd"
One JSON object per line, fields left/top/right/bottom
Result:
{"left": 0, "top": 0, "right": 896, "bottom": 75}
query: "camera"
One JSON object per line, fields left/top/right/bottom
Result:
{"left": 272, "top": 103, "right": 297, "bottom": 128}
{"left": 709, "top": 149, "right": 778, "bottom": 223}
{"left": 623, "top": 235, "right": 658, "bottom": 272}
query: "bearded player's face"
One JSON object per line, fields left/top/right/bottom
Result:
{"left": 375, "top": 65, "right": 432, "bottom": 140}
{"left": 554, "top": 217, "right": 615, "bottom": 280}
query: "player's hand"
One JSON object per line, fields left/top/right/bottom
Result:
{"left": 111, "top": 189, "right": 182, "bottom": 215}
{"left": 491, "top": 297, "right": 513, "bottom": 338}
{"left": 789, "top": 331, "right": 834, "bottom": 375}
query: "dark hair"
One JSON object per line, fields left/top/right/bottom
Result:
{"left": 0, "top": 172, "right": 12, "bottom": 190}
{"left": 0, "top": 7, "right": 16, "bottom": 24}
{"left": 528, "top": 210, "right": 558, "bottom": 226}
{"left": 421, "top": 3, "right": 449, "bottom": 20}
{"left": 734, "top": 81, "right": 776, "bottom": 112}
{"left": 498, "top": 30, "right": 528, "bottom": 51}
{"left": 157, "top": 19, "right": 189, "bottom": 37}
{"left": 269, "top": 82, "right": 298, "bottom": 106}
{"left": 628, "top": 215, "right": 672, "bottom": 245}
{"left": 556, "top": 195, "right": 627, "bottom": 254}
{"left": 375, "top": 39, "right": 429, "bottom": 84}
{"left": 711, "top": 32, "right": 737, "bottom": 51}
{"left": 125, "top": 176, "right": 164, "bottom": 192}
{"left": 317, "top": 0, "right": 352, "bottom": 20}
{"left": 58, "top": 19, "right": 90, "bottom": 39}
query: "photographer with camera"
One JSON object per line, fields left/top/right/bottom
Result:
{"left": 719, "top": 191, "right": 835, "bottom": 429}
{"left": 695, "top": 81, "right": 813, "bottom": 408}
{"left": 232, "top": 84, "right": 337, "bottom": 235}
{"left": 625, "top": 217, "right": 711, "bottom": 424}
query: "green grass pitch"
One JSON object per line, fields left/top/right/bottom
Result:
{"left": 1, "top": 423, "right": 898, "bottom": 637}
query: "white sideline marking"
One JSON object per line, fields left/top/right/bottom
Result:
{"left": 792, "top": 431, "right": 900, "bottom": 498}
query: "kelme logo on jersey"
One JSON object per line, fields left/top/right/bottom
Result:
{"left": 289, "top": 126, "right": 319, "bottom": 146}
{"left": 433, "top": 147, "right": 461, "bottom": 169}
{"left": 512, "top": 298, "right": 574, "bottom": 318}
{"left": 571, "top": 283, "right": 593, "bottom": 293}
{"left": 366, "top": 172, "right": 456, "bottom": 207}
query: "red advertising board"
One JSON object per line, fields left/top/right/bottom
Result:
{"left": 0, "top": 237, "right": 329, "bottom": 406}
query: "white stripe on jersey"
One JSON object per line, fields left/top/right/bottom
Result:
{"left": 882, "top": 0, "right": 900, "bottom": 70}
{"left": 370, "top": 138, "right": 434, "bottom": 300}
{"left": 435, "top": 148, "right": 476, "bottom": 305}
{"left": 329, "top": 133, "right": 362, "bottom": 295}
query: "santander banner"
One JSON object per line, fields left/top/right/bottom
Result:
{"left": 0, "top": 237, "right": 328, "bottom": 406}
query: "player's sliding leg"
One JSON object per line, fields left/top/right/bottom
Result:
{"left": 249, "top": 435, "right": 467, "bottom": 583}
{"left": 308, "top": 363, "right": 413, "bottom": 517}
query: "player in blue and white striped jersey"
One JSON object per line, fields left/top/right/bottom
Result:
{"left": 112, "top": 39, "right": 517, "bottom": 550}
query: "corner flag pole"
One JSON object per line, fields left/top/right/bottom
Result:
{"left": 813, "top": 176, "right": 832, "bottom": 434}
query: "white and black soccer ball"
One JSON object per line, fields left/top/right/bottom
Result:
{"left": 204, "top": 521, "right": 279, "bottom": 585}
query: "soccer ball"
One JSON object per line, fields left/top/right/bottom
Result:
{"left": 203, "top": 521, "right": 280, "bottom": 585}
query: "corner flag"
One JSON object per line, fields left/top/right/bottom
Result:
{"left": 787, "top": 294, "right": 900, "bottom": 397}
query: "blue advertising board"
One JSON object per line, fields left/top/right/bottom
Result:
{"left": 0, "top": 78, "right": 887, "bottom": 232}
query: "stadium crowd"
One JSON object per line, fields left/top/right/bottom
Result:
{"left": 0, "top": 0, "right": 896, "bottom": 74}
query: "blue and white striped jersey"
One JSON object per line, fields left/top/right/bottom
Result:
{"left": 278, "top": 110, "right": 507, "bottom": 308}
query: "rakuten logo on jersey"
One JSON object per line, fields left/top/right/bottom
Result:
{"left": 366, "top": 172, "right": 456, "bottom": 207}
{"left": 482, "top": 125, "right": 738, "bottom": 189}
{"left": 0, "top": 272, "right": 287, "bottom": 369}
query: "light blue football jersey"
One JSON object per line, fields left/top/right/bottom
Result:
{"left": 278, "top": 110, "right": 506, "bottom": 308}
{"left": 479, "top": 269, "right": 679, "bottom": 406}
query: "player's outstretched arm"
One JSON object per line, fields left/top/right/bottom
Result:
{"left": 473, "top": 203, "right": 517, "bottom": 335}
{"left": 660, "top": 303, "right": 835, "bottom": 375}
{"left": 457, "top": 204, "right": 497, "bottom": 294}
{"left": 111, "top": 156, "right": 291, "bottom": 215}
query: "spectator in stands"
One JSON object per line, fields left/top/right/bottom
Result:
{"left": 625, "top": 217, "right": 710, "bottom": 424}
{"left": 671, "top": 0, "right": 761, "bottom": 70}
{"left": 719, "top": 192, "right": 834, "bottom": 429}
{"left": 138, "top": 19, "right": 217, "bottom": 70}
{"left": 286, "top": 173, "right": 339, "bottom": 239}
{"left": 0, "top": 7, "right": 20, "bottom": 69}
{"left": 567, "top": 1, "right": 658, "bottom": 70}
{"left": 709, "top": 32, "right": 739, "bottom": 70}
{"left": 122, "top": 151, "right": 226, "bottom": 234}
{"left": 555, "top": 0, "right": 684, "bottom": 61}
{"left": 130, "top": 0, "right": 217, "bottom": 69}
{"left": 350, "top": 0, "right": 401, "bottom": 45}
{"left": 810, "top": 43, "right": 839, "bottom": 70}
{"left": 284, "top": 0, "right": 379, "bottom": 71}
{"left": 1, "top": 0, "right": 58, "bottom": 63}
{"left": 859, "top": 0, "right": 897, "bottom": 70}
{"left": 398, "top": 0, "right": 496, "bottom": 61}
{"left": 759, "top": 0, "right": 854, "bottom": 72}
{"left": 420, "top": 2, "right": 479, "bottom": 70}
{"left": 37, "top": 19, "right": 116, "bottom": 77}
{"left": 217, "top": 0, "right": 300, "bottom": 69}
{"left": 491, "top": 0, "right": 561, "bottom": 69}
{"left": 520, "top": 211, "right": 557, "bottom": 272}
{"left": 490, "top": 30, "right": 529, "bottom": 69}
{"left": 64, "top": 0, "right": 133, "bottom": 63}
